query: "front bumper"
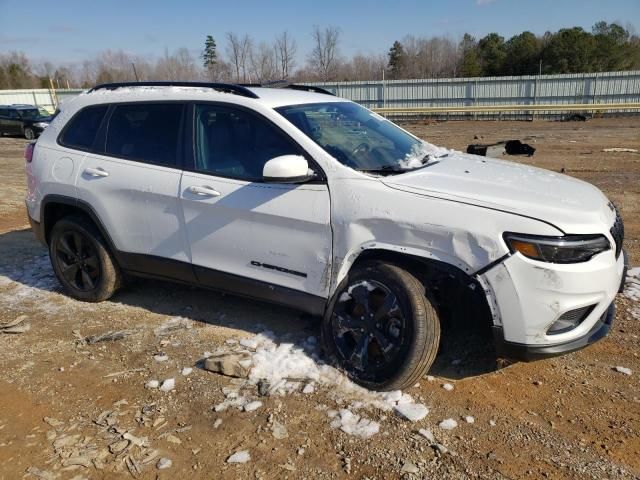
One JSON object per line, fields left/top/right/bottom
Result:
{"left": 480, "top": 245, "right": 625, "bottom": 357}
{"left": 493, "top": 301, "right": 615, "bottom": 360}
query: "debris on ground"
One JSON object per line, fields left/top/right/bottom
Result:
{"left": 442, "top": 383, "right": 454, "bottom": 391}
{"left": 602, "top": 147, "right": 639, "bottom": 153}
{"left": 439, "top": 418, "right": 458, "bottom": 430}
{"left": 1, "top": 314, "right": 30, "bottom": 334}
{"left": 204, "top": 352, "right": 252, "bottom": 378}
{"left": 156, "top": 457, "right": 172, "bottom": 469}
{"left": 227, "top": 450, "right": 251, "bottom": 464}
{"left": 153, "top": 317, "right": 193, "bottom": 336}
{"left": 401, "top": 460, "right": 420, "bottom": 474}
{"left": 467, "top": 139, "right": 536, "bottom": 157}
{"left": 613, "top": 366, "right": 633, "bottom": 376}
{"left": 159, "top": 378, "right": 175, "bottom": 392}
{"left": 271, "top": 419, "right": 289, "bottom": 439}
{"left": 562, "top": 113, "right": 590, "bottom": 122}
{"left": 84, "top": 330, "right": 132, "bottom": 344}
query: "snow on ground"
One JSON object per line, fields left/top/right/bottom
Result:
{"left": 0, "top": 254, "right": 69, "bottom": 312}
{"left": 625, "top": 267, "right": 640, "bottom": 320}
{"left": 218, "top": 331, "right": 428, "bottom": 409}
{"left": 328, "top": 409, "right": 380, "bottom": 439}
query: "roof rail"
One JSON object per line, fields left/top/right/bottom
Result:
{"left": 285, "top": 84, "right": 335, "bottom": 96}
{"left": 87, "top": 81, "right": 259, "bottom": 99}
{"left": 238, "top": 82, "right": 335, "bottom": 96}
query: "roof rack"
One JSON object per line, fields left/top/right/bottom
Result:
{"left": 87, "top": 81, "right": 259, "bottom": 99}
{"left": 285, "top": 84, "right": 335, "bottom": 96}
{"left": 239, "top": 82, "right": 335, "bottom": 96}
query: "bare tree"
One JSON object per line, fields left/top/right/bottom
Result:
{"left": 226, "top": 32, "right": 253, "bottom": 82}
{"left": 249, "top": 42, "right": 278, "bottom": 83}
{"left": 308, "top": 26, "right": 341, "bottom": 81}
{"left": 274, "top": 31, "right": 297, "bottom": 79}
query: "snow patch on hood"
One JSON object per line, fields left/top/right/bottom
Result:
{"left": 398, "top": 141, "right": 452, "bottom": 169}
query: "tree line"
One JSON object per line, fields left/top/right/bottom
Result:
{"left": 1, "top": 21, "right": 639, "bottom": 90}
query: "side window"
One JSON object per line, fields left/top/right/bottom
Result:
{"left": 0, "top": 108, "right": 7, "bottom": 117}
{"left": 60, "top": 105, "right": 108, "bottom": 151}
{"left": 194, "top": 104, "right": 299, "bottom": 181}
{"left": 8, "top": 109, "right": 19, "bottom": 119}
{"left": 106, "top": 103, "right": 183, "bottom": 167}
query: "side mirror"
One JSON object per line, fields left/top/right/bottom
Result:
{"left": 263, "top": 155, "right": 314, "bottom": 183}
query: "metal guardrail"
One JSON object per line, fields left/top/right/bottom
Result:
{"left": 372, "top": 102, "right": 640, "bottom": 114}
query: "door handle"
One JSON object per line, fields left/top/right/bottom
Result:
{"left": 188, "top": 185, "right": 221, "bottom": 197}
{"left": 84, "top": 167, "right": 109, "bottom": 177}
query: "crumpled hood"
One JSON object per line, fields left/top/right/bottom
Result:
{"left": 381, "top": 152, "right": 615, "bottom": 234}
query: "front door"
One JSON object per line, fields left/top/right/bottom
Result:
{"left": 179, "top": 103, "right": 332, "bottom": 300}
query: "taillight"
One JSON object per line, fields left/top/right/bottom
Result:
{"left": 25, "top": 142, "right": 35, "bottom": 163}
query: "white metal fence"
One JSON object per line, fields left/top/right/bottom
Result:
{"left": 1, "top": 70, "right": 639, "bottom": 119}
{"left": 310, "top": 70, "right": 640, "bottom": 110}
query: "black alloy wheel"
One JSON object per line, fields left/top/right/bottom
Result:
{"left": 53, "top": 230, "right": 101, "bottom": 291}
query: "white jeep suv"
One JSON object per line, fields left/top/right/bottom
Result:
{"left": 25, "top": 81, "right": 627, "bottom": 390}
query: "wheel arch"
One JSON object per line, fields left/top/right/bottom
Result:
{"left": 41, "top": 194, "right": 118, "bottom": 255}
{"left": 337, "top": 246, "right": 498, "bottom": 331}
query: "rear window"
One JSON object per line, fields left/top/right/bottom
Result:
{"left": 105, "top": 103, "right": 183, "bottom": 167}
{"left": 60, "top": 105, "right": 108, "bottom": 150}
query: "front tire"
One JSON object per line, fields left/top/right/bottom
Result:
{"left": 49, "top": 215, "right": 121, "bottom": 302}
{"left": 24, "top": 127, "right": 35, "bottom": 140}
{"left": 322, "top": 261, "right": 440, "bottom": 391}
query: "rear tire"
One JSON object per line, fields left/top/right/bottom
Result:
{"left": 49, "top": 215, "right": 121, "bottom": 302}
{"left": 24, "top": 127, "right": 35, "bottom": 140}
{"left": 322, "top": 260, "right": 440, "bottom": 391}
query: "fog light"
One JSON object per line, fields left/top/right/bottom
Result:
{"left": 547, "top": 305, "right": 595, "bottom": 335}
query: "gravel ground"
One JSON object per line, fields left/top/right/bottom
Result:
{"left": 0, "top": 118, "right": 639, "bottom": 480}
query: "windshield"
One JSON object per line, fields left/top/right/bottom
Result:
{"left": 275, "top": 102, "right": 437, "bottom": 173}
{"left": 17, "top": 108, "right": 41, "bottom": 120}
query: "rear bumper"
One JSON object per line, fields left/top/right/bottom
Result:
{"left": 28, "top": 213, "right": 46, "bottom": 246}
{"left": 493, "top": 301, "right": 615, "bottom": 361}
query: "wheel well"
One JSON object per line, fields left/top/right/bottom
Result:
{"left": 352, "top": 249, "right": 494, "bottom": 333}
{"left": 43, "top": 202, "right": 95, "bottom": 245}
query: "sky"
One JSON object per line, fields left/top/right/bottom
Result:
{"left": 1, "top": 0, "right": 639, "bottom": 66}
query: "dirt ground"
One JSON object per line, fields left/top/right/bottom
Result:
{"left": 0, "top": 118, "right": 639, "bottom": 480}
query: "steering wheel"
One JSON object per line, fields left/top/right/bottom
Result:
{"left": 352, "top": 142, "right": 370, "bottom": 156}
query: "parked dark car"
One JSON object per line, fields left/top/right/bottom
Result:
{"left": 0, "top": 104, "right": 51, "bottom": 139}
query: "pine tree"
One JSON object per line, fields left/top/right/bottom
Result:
{"left": 387, "top": 41, "right": 406, "bottom": 79}
{"left": 458, "top": 34, "right": 482, "bottom": 77}
{"left": 202, "top": 35, "right": 217, "bottom": 79}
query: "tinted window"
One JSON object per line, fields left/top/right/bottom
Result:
{"left": 18, "top": 108, "right": 40, "bottom": 120}
{"left": 0, "top": 109, "right": 8, "bottom": 117}
{"left": 106, "top": 103, "right": 183, "bottom": 167}
{"left": 60, "top": 105, "right": 108, "bottom": 150}
{"left": 194, "top": 104, "right": 299, "bottom": 181}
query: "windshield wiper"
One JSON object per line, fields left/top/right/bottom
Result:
{"left": 357, "top": 165, "right": 404, "bottom": 175}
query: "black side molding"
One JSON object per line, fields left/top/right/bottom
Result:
{"left": 194, "top": 266, "right": 326, "bottom": 316}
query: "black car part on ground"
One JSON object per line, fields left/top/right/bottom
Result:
{"left": 467, "top": 139, "right": 536, "bottom": 157}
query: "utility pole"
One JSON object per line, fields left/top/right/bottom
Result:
{"left": 131, "top": 63, "right": 140, "bottom": 81}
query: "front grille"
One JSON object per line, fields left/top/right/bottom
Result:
{"left": 610, "top": 206, "right": 624, "bottom": 259}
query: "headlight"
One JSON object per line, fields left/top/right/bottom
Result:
{"left": 503, "top": 233, "right": 610, "bottom": 263}
{"left": 34, "top": 122, "right": 49, "bottom": 128}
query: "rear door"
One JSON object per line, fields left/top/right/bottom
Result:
{"left": 73, "top": 102, "right": 193, "bottom": 278}
{"left": 179, "top": 103, "right": 332, "bottom": 298}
